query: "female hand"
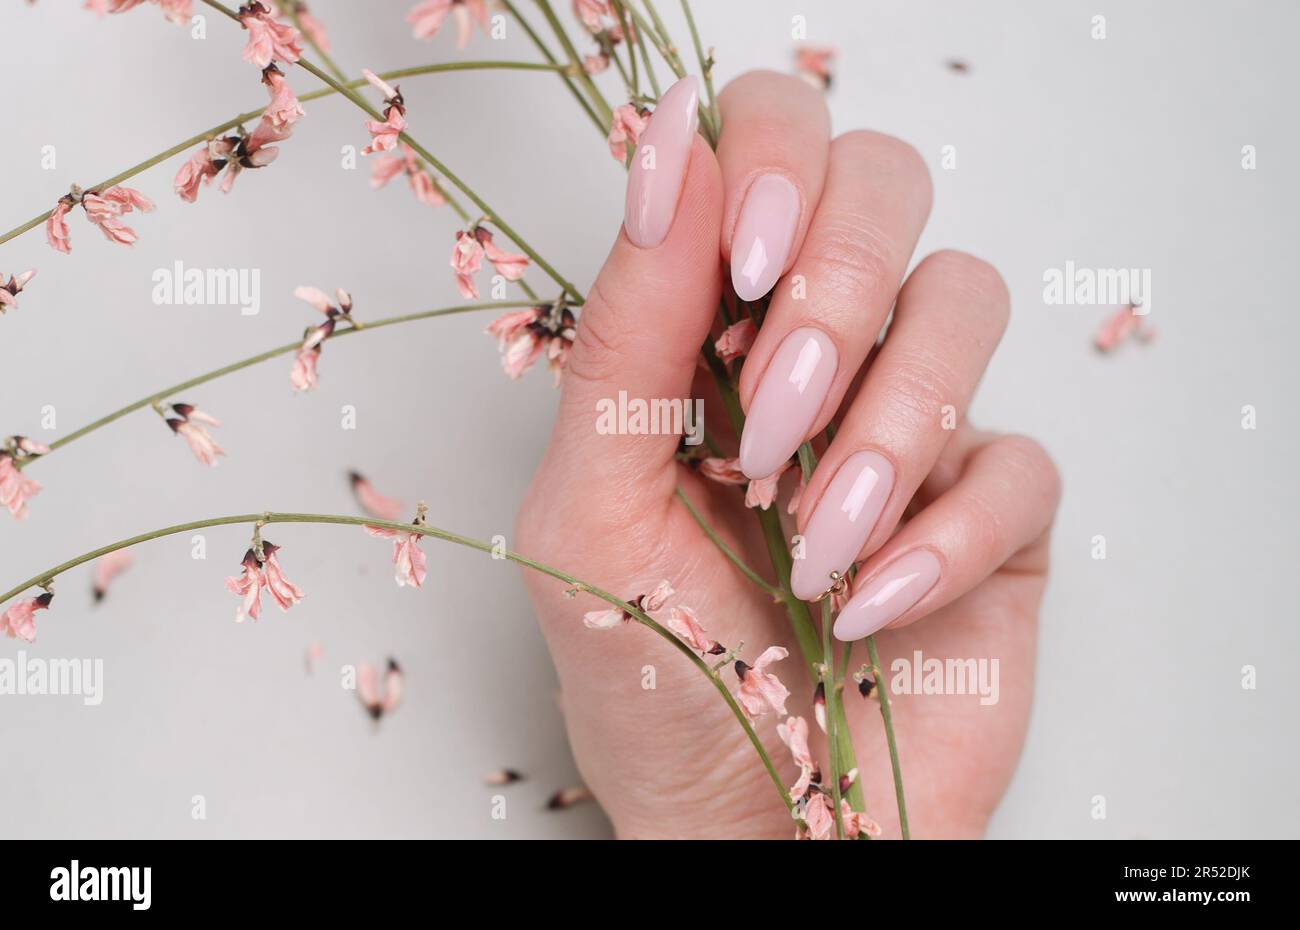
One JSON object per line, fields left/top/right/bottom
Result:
{"left": 515, "top": 71, "right": 1060, "bottom": 838}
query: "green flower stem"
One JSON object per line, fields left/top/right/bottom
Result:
{"left": 629, "top": 3, "right": 663, "bottom": 98}
{"left": 533, "top": 0, "right": 615, "bottom": 127}
{"left": 501, "top": 0, "right": 607, "bottom": 136}
{"left": 673, "top": 487, "right": 784, "bottom": 600}
{"left": 678, "top": 0, "right": 720, "bottom": 135}
{"left": 822, "top": 598, "right": 846, "bottom": 839}
{"left": 201, "top": 0, "right": 580, "bottom": 305}
{"left": 0, "top": 61, "right": 566, "bottom": 250}
{"left": 627, "top": 0, "right": 716, "bottom": 143}
{"left": 610, "top": 0, "right": 640, "bottom": 97}
{"left": 866, "top": 633, "right": 910, "bottom": 838}
{"left": 0, "top": 510, "right": 792, "bottom": 813}
{"left": 282, "top": 3, "right": 346, "bottom": 84}
{"left": 16, "top": 301, "right": 534, "bottom": 469}
{"left": 700, "top": 339, "right": 869, "bottom": 817}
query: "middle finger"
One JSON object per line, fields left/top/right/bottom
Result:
{"left": 737, "top": 130, "right": 932, "bottom": 480}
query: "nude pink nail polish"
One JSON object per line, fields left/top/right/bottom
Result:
{"left": 730, "top": 174, "right": 800, "bottom": 301}
{"left": 739, "top": 327, "right": 837, "bottom": 479}
{"left": 623, "top": 76, "right": 699, "bottom": 248}
{"left": 832, "top": 550, "right": 942, "bottom": 641}
{"left": 790, "top": 451, "right": 894, "bottom": 601}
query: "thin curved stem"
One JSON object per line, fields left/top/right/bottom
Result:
{"left": 822, "top": 599, "right": 846, "bottom": 839}
{"left": 199, "top": 0, "right": 579, "bottom": 303}
{"left": 13, "top": 301, "right": 534, "bottom": 468}
{"left": 674, "top": 487, "right": 784, "bottom": 600}
{"left": 0, "top": 510, "right": 791, "bottom": 812}
{"left": 678, "top": 0, "right": 719, "bottom": 134}
{"left": 501, "top": 0, "right": 606, "bottom": 136}
{"left": 282, "top": 3, "right": 347, "bottom": 85}
{"left": 0, "top": 62, "right": 566, "bottom": 250}
{"left": 534, "top": 0, "right": 614, "bottom": 127}
{"left": 866, "top": 634, "right": 910, "bottom": 838}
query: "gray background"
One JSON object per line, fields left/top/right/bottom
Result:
{"left": 1, "top": 0, "right": 1295, "bottom": 838}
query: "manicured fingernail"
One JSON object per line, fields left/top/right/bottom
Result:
{"left": 739, "top": 327, "right": 837, "bottom": 479}
{"left": 730, "top": 174, "right": 800, "bottom": 301}
{"left": 790, "top": 451, "right": 894, "bottom": 601}
{"left": 833, "top": 550, "right": 941, "bottom": 641}
{"left": 623, "top": 75, "right": 699, "bottom": 248}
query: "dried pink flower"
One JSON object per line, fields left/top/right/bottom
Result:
{"left": 1, "top": 269, "right": 37, "bottom": 314}
{"left": 715, "top": 318, "right": 757, "bottom": 362}
{"left": 261, "top": 64, "right": 305, "bottom": 130}
{"left": 360, "top": 69, "right": 407, "bottom": 156}
{"left": 92, "top": 550, "right": 134, "bottom": 602}
{"left": 0, "top": 454, "right": 43, "bottom": 521}
{"left": 349, "top": 471, "right": 403, "bottom": 522}
{"left": 795, "top": 45, "right": 836, "bottom": 90}
{"left": 81, "top": 185, "right": 154, "bottom": 246}
{"left": 698, "top": 456, "right": 747, "bottom": 485}
{"left": 99, "top": 0, "right": 192, "bottom": 26}
{"left": 666, "top": 605, "right": 724, "bottom": 655}
{"left": 407, "top": 0, "right": 489, "bottom": 48}
{"left": 239, "top": 1, "right": 303, "bottom": 69}
{"left": 290, "top": 344, "right": 320, "bottom": 391}
{"left": 777, "top": 715, "right": 816, "bottom": 800}
{"left": 2, "top": 592, "right": 53, "bottom": 643}
{"left": 165, "top": 403, "right": 224, "bottom": 466}
{"left": 573, "top": 0, "right": 611, "bottom": 33}
{"left": 582, "top": 606, "right": 626, "bottom": 630}
{"left": 734, "top": 645, "right": 790, "bottom": 718}
{"left": 45, "top": 200, "right": 72, "bottom": 253}
{"left": 292, "top": 2, "right": 330, "bottom": 51}
{"left": 745, "top": 461, "right": 790, "bottom": 510}
{"left": 224, "top": 540, "right": 305, "bottom": 622}
{"left": 477, "top": 227, "right": 530, "bottom": 281}
{"left": 174, "top": 145, "right": 223, "bottom": 202}
{"left": 608, "top": 104, "right": 649, "bottom": 162}
{"left": 485, "top": 304, "right": 576, "bottom": 383}
{"left": 365, "top": 524, "right": 428, "bottom": 588}
{"left": 370, "top": 143, "right": 446, "bottom": 208}
{"left": 451, "top": 229, "right": 485, "bottom": 299}
{"left": 1094, "top": 303, "right": 1155, "bottom": 353}
{"left": 357, "top": 658, "right": 403, "bottom": 720}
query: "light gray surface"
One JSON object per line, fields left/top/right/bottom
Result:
{"left": 1, "top": 0, "right": 1295, "bottom": 839}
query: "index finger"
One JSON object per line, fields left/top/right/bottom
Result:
{"left": 716, "top": 70, "right": 832, "bottom": 301}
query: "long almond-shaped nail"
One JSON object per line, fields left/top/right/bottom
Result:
{"left": 832, "top": 550, "right": 941, "bottom": 641}
{"left": 739, "top": 327, "right": 837, "bottom": 479}
{"left": 624, "top": 75, "right": 699, "bottom": 248}
{"left": 790, "top": 451, "right": 894, "bottom": 601}
{"left": 731, "top": 174, "right": 800, "bottom": 301}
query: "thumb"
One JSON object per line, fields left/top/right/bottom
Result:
{"left": 551, "top": 76, "right": 723, "bottom": 488}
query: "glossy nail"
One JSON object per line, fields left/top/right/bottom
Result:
{"left": 730, "top": 174, "right": 800, "bottom": 301}
{"left": 789, "top": 451, "right": 894, "bottom": 601}
{"left": 623, "top": 75, "right": 699, "bottom": 248}
{"left": 832, "top": 550, "right": 941, "bottom": 641}
{"left": 739, "top": 327, "right": 837, "bottom": 479}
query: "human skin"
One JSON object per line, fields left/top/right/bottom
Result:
{"left": 514, "top": 71, "right": 1061, "bottom": 839}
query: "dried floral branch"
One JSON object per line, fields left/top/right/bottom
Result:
{"left": 0, "top": 62, "right": 564, "bottom": 251}
{"left": 0, "top": 510, "right": 792, "bottom": 812}
{"left": 16, "top": 301, "right": 536, "bottom": 469}
{"left": 199, "top": 0, "right": 581, "bottom": 304}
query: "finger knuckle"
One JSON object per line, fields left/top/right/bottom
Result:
{"left": 882, "top": 353, "right": 960, "bottom": 423}
{"left": 833, "top": 130, "right": 933, "bottom": 202}
{"left": 809, "top": 214, "right": 898, "bottom": 301}
{"left": 995, "top": 434, "right": 1062, "bottom": 506}
{"left": 921, "top": 250, "right": 1010, "bottom": 332}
